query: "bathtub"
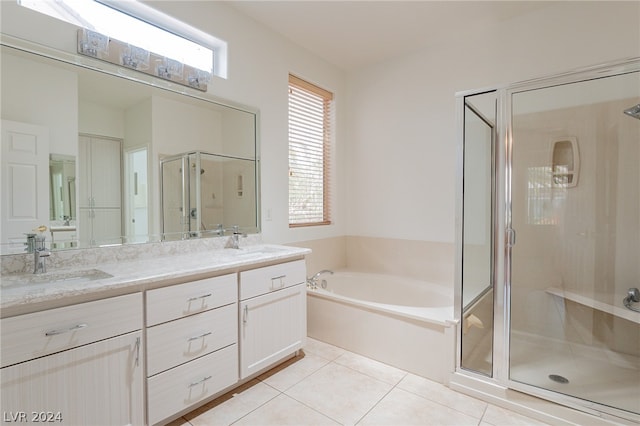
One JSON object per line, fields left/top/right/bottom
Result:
{"left": 306, "top": 271, "right": 458, "bottom": 383}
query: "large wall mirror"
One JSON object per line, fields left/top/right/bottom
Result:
{"left": 1, "top": 40, "right": 259, "bottom": 254}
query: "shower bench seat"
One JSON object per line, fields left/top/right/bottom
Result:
{"left": 546, "top": 287, "right": 639, "bottom": 324}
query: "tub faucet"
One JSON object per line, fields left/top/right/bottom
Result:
{"left": 307, "top": 269, "right": 334, "bottom": 289}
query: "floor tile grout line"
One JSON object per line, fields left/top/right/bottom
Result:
{"left": 277, "top": 357, "right": 399, "bottom": 426}
{"left": 227, "top": 381, "right": 284, "bottom": 426}
{"left": 478, "top": 402, "right": 490, "bottom": 426}
{"left": 353, "top": 379, "right": 402, "bottom": 425}
{"left": 278, "top": 359, "right": 350, "bottom": 424}
{"left": 178, "top": 340, "right": 539, "bottom": 426}
{"left": 257, "top": 352, "right": 333, "bottom": 393}
{"left": 280, "top": 392, "right": 346, "bottom": 426}
{"left": 325, "top": 354, "right": 409, "bottom": 388}
{"left": 306, "top": 344, "right": 491, "bottom": 424}
{"left": 392, "top": 381, "right": 490, "bottom": 422}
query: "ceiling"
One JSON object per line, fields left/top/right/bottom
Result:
{"left": 226, "top": 1, "right": 557, "bottom": 71}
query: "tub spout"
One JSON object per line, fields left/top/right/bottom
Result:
{"left": 307, "top": 269, "right": 334, "bottom": 289}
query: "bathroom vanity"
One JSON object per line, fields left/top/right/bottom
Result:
{"left": 0, "top": 243, "right": 310, "bottom": 426}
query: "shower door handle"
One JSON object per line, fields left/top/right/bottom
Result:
{"left": 506, "top": 228, "right": 516, "bottom": 247}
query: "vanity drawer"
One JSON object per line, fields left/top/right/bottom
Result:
{"left": 240, "top": 260, "right": 306, "bottom": 300}
{"left": 0, "top": 293, "right": 142, "bottom": 368}
{"left": 146, "top": 303, "right": 238, "bottom": 376}
{"left": 146, "top": 273, "right": 237, "bottom": 326}
{"left": 147, "top": 344, "right": 238, "bottom": 426}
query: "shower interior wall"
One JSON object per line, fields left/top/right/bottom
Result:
{"left": 511, "top": 97, "right": 640, "bottom": 357}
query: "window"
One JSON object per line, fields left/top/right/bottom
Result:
{"left": 527, "top": 166, "right": 566, "bottom": 225}
{"left": 288, "top": 75, "right": 333, "bottom": 227}
{"left": 19, "top": 0, "right": 223, "bottom": 77}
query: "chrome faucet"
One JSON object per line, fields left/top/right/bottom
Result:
{"left": 33, "top": 236, "right": 51, "bottom": 274}
{"left": 226, "top": 225, "right": 247, "bottom": 249}
{"left": 307, "top": 269, "right": 334, "bottom": 289}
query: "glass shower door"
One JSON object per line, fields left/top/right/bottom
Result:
{"left": 461, "top": 91, "right": 496, "bottom": 376}
{"left": 508, "top": 70, "right": 640, "bottom": 417}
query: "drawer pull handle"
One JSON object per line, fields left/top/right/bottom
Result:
{"left": 188, "top": 293, "right": 212, "bottom": 302}
{"left": 187, "top": 331, "right": 212, "bottom": 341}
{"left": 135, "top": 336, "right": 141, "bottom": 367}
{"left": 45, "top": 323, "right": 88, "bottom": 336}
{"left": 243, "top": 305, "right": 248, "bottom": 323}
{"left": 188, "top": 375, "right": 212, "bottom": 388}
{"left": 271, "top": 275, "right": 286, "bottom": 290}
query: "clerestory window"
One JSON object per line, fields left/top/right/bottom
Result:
{"left": 288, "top": 74, "right": 334, "bottom": 227}
{"left": 19, "top": 0, "right": 224, "bottom": 77}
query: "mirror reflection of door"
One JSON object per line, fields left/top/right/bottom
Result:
{"left": 1, "top": 120, "right": 49, "bottom": 252}
{"left": 461, "top": 91, "right": 496, "bottom": 376}
{"left": 125, "top": 147, "right": 149, "bottom": 243}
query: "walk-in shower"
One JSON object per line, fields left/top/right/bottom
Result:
{"left": 455, "top": 59, "right": 639, "bottom": 423}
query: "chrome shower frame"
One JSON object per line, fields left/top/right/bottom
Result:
{"left": 453, "top": 57, "right": 640, "bottom": 424}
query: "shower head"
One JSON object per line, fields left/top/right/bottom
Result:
{"left": 623, "top": 104, "right": 640, "bottom": 120}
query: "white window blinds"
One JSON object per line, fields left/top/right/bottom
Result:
{"left": 288, "top": 75, "right": 333, "bottom": 227}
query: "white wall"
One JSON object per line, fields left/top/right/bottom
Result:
{"left": 1, "top": 53, "right": 78, "bottom": 156}
{"left": 346, "top": 1, "right": 640, "bottom": 243}
{"left": 140, "top": 1, "right": 348, "bottom": 244}
{"left": 78, "top": 100, "right": 125, "bottom": 138}
{"left": 2, "top": 1, "right": 638, "bottom": 249}
{"left": 0, "top": 0, "right": 348, "bottom": 245}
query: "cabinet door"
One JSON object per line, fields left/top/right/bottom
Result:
{"left": 1, "top": 331, "right": 144, "bottom": 426}
{"left": 239, "top": 283, "right": 306, "bottom": 379}
{"left": 78, "top": 135, "right": 92, "bottom": 209}
{"left": 92, "top": 208, "right": 123, "bottom": 245}
{"left": 89, "top": 136, "right": 121, "bottom": 208}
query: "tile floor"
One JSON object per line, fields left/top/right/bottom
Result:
{"left": 167, "top": 338, "right": 550, "bottom": 426}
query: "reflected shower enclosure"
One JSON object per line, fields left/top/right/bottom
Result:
{"left": 160, "top": 151, "right": 256, "bottom": 240}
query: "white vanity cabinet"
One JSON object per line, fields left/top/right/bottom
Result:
{"left": 0, "top": 293, "right": 144, "bottom": 426}
{"left": 239, "top": 260, "right": 307, "bottom": 379}
{"left": 145, "top": 273, "right": 238, "bottom": 426}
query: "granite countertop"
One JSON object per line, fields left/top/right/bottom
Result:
{"left": 1, "top": 244, "right": 311, "bottom": 318}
